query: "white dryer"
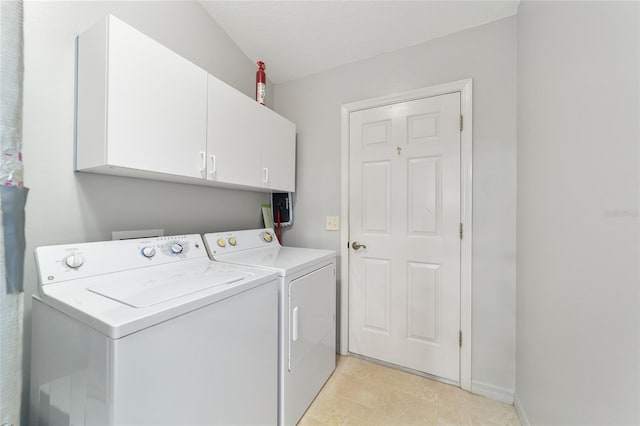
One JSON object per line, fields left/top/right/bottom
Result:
{"left": 30, "top": 234, "right": 279, "bottom": 426}
{"left": 203, "top": 228, "right": 336, "bottom": 426}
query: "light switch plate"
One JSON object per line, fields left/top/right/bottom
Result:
{"left": 326, "top": 216, "right": 340, "bottom": 231}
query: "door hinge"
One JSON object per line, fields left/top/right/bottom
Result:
{"left": 459, "top": 331, "right": 462, "bottom": 347}
{"left": 460, "top": 115, "right": 463, "bottom": 131}
{"left": 459, "top": 223, "right": 463, "bottom": 239}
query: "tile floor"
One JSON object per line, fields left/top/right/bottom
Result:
{"left": 298, "top": 355, "right": 520, "bottom": 426}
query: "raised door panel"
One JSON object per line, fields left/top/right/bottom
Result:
{"left": 407, "top": 262, "right": 440, "bottom": 342}
{"left": 106, "top": 16, "right": 207, "bottom": 179}
{"left": 206, "top": 75, "right": 262, "bottom": 187}
{"left": 362, "top": 161, "right": 391, "bottom": 235}
{"left": 408, "top": 156, "right": 441, "bottom": 236}
{"left": 362, "top": 258, "right": 391, "bottom": 333}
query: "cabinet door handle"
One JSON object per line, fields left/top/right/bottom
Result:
{"left": 209, "top": 155, "right": 216, "bottom": 179}
{"left": 199, "top": 152, "right": 206, "bottom": 178}
{"left": 262, "top": 167, "right": 269, "bottom": 185}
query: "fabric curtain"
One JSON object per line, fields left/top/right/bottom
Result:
{"left": 0, "top": 1, "right": 28, "bottom": 425}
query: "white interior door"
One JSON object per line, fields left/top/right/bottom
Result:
{"left": 348, "top": 92, "right": 461, "bottom": 382}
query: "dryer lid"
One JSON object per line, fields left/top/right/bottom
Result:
{"left": 89, "top": 269, "right": 250, "bottom": 308}
{"left": 215, "top": 246, "right": 335, "bottom": 276}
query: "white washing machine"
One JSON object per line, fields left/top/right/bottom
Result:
{"left": 203, "top": 228, "right": 336, "bottom": 426}
{"left": 30, "top": 234, "right": 279, "bottom": 426}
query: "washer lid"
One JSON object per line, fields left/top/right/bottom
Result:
{"left": 89, "top": 269, "right": 250, "bottom": 308}
{"left": 36, "top": 259, "right": 278, "bottom": 339}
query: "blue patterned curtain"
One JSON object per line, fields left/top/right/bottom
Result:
{"left": 0, "top": 0, "right": 28, "bottom": 424}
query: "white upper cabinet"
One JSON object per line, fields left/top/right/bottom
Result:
{"left": 76, "top": 15, "right": 207, "bottom": 179}
{"left": 207, "top": 75, "right": 262, "bottom": 188}
{"left": 258, "top": 106, "right": 296, "bottom": 192}
{"left": 207, "top": 75, "right": 296, "bottom": 192}
{"left": 76, "top": 15, "right": 296, "bottom": 192}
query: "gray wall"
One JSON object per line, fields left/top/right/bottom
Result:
{"left": 273, "top": 17, "right": 517, "bottom": 398}
{"left": 22, "top": 1, "right": 270, "bottom": 420}
{"left": 516, "top": 1, "right": 640, "bottom": 424}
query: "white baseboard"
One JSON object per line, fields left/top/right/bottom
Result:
{"left": 513, "top": 392, "right": 531, "bottom": 426}
{"left": 471, "top": 380, "right": 514, "bottom": 404}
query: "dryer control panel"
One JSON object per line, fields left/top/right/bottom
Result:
{"left": 35, "top": 234, "right": 207, "bottom": 286}
{"left": 203, "top": 228, "right": 280, "bottom": 257}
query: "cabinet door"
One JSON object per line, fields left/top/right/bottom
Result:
{"left": 106, "top": 16, "right": 207, "bottom": 178}
{"left": 207, "top": 75, "right": 261, "bottom": 187}
{"left": 260, "top": 109, "right": 296, "bottom": 192}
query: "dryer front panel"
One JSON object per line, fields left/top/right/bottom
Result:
{"left": 288, "top": 263, "right": 335, "bottom": 372}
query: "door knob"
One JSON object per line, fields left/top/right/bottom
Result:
{"left": 352, "top": 241, "right": 367, "bottom": 250}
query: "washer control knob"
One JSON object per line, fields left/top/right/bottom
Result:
{"left": 228, "top": 237, "right": 237, "bottom": 246}
{"left": 217, "top": 238, "right": 227, "bottom": 247}
{"left": 64, "top": 254, "right": 84, "bottom": 269}
{"left": 263, "top": 232, "right": 273, "bottom": 243}
{"left": 141, "top": 246, "right": 156, "bottom": 258}
{"left": 169, "top": 243, "right": 183, "bottom": 254}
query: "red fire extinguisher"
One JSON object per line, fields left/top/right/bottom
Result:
{"left": 256, "top": 61, "right": 266, "bottom": 105}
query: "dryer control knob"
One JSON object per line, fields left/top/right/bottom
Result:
{"left": 141, "top": 246, "right": 156, "bottom": 258}
{"left": 217, "top": 238, "right": 227, "bottom": 247}
{"left": 228, "top": 237, "right": 237, "bottom": 246}
{"left": 169, "top": 243, "right": 184, "bottom": 254}
{"left": 64, "top": 254, "right": 84, "bottom": 269}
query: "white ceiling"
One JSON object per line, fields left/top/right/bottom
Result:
{"left": 200, "top": 1, "right": 520, "bottom": 84}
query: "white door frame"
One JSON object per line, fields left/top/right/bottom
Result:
{"left": 340, "top": 79, "right": 473, "bottom": 391}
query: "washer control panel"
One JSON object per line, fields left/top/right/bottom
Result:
{"left": 35, "top": 234, "right": 207, "bottom": 286}
{"left": 203, "top": 228, "right": 279, "bottom": 257}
